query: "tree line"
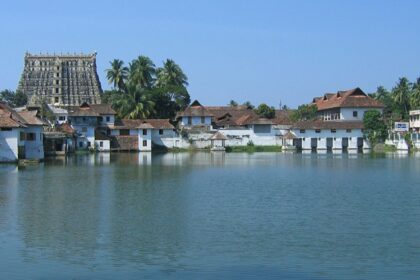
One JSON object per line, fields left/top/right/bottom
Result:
{"left": 103, "top": 56, "right": 190, "bottom": 120}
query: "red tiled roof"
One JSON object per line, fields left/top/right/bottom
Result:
{"left": 68, "top": 103, "right": 115, "bottom": 116}
{"left": 57, "top": 123, "right": 75, "bottom": 134}
{"left": 313, "top": 88, "right": 384, "bottom": 111}
{"left": 108, "top": 119, "right": 173, "bottom": 130}
{"left": 176, "top": 100, "right": 213, "bottom": 118}
{"left": 17, "top": 110, "right": 44, "bottom": 126}
{"left": 0, "top": 102, "right": 43, "bottom": 128}
{"left": 142, "top": 119, "right": 174, "bottom": 129}
{"left": 209, "top": 131, "right": 228, "bottom": 140}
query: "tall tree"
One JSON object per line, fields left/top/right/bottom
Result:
{"left": 392, "top": 77, "right": 411, "bottom": 119}
{"left": 112, "top": 84, "right": 155, "bottom": 119}
{"left": 129, "top": 56, "right": 156, "bottom": 89}
{"left": 410, "top": 78, "right": 420, "bottom": 109}
{"left": 156, "top": 59, "right": 188, "bottom": 88}
{"left": 105, "top": 59, "right": 128, "bottom": 92}
{"left": 0, "top": 89, "right": 27, "bottom": 107}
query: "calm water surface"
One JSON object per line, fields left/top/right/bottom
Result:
{"left": 0, "top": 152, "right": 419, "bottom": 279}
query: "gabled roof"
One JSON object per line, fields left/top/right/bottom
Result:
{"left": 0, "top": 102, "right": 43, "bottom": 128}
{"left": 67, "top": 103, "right": 115, "bottom": 116}
{"left": 57, "top": 123, "right": 76, "bottom": 134}
{"left": 313, "top": 88, "right": 384, "bottom": 111}
{"left": 176, "top": 100, "right": 213, "bottom": 118}
{"left": 209, "top": 131, "right": 228, "bottom": 140}
{"left": 17, "top": 110, "right": 45, "bottom": 126}
{"left": 107, "top": 119, "right": 173, "bottom": 130}
{"left": 292, "top": 120, "right": 364, "bottom": 130}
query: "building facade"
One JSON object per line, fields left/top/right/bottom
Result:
{"left": 17, "top": 52, "right": 102, "bottom": 106}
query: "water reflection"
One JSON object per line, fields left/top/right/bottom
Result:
{"left": 0, "top": 152, "right": 419, "bottom": 279}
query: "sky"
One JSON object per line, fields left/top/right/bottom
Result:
{"left": 0, "top": 0, "right": 419, "bottom": 108}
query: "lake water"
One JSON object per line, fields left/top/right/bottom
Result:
{"left": 0, "top": 152, "right": 419, "bottom": 279}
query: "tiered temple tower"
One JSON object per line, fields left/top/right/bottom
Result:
{"left": 18, "top": 52, "right": 102, "bottom": 106}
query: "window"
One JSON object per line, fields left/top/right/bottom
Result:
{"left": 98, "top": 116, "right": 103, "bottom": 122}
{"left": 56, "top": 73, "right": 60, "bottom": 77}
{"left": 315, "top": 129, "right": 321, "bottom": 133}
{"left": 54, "top": 97, "right": 59, "bottom": 103}
{"left": 55, "top": 88, "right": 59, "bottom": 94}
{"left": 58, "top": 116, "right": 66, "bottom": 121}
{"left": 201, "top": 116, "right": 205, "bottom": 124}
{"left": 26, "top": 132, "right": 36, "bottom": 141}
{"left": 1, "top": 128, "right": 12, "bottom": 131}
{"left": 142, "top": 129, "right": 147, "bottom": 135}
{"left": 331, "top": 129, "right": 336, "bottom": 133}
{"left": 188, "top": 117, "right": 192, "bottom": 125}
{"left": 79, "top": 142, "right": 83, "bottom": 148}
{"left": 87, "top": 142, "right": 91, "bottom": 147}
{"left": 106, "top": 116, "right": 110, "bottom": 122}
{"left": 120, "top": 129, "right": 129, "bottom": 135}
{"left": 346, "top": 129, "right": 352, "bottom": 133}
{"left": 143, "top": 140, "right": 147, "bottom": 147}
{"left": 82, "top": 127, "right": 87, "bottom": 132}
{"left": 19, "top": 132, "right": 25, "bottom": 140}
{"left": 82, "top": 117, "right": 86, "bottom": 122}
{"left": 353, "top": 111, "right": 358, "bottom": 117}
{"left": 55, "top": 80, "right": 59, "bottom": 85}
{"left": 100, "top": 141, "right": 103, "bottom": 147}
{"left": 300, "top": 129, "right": 306, "bottom": 133}
{"left": 159, "top": 129, "right": 163, "bottom": 135}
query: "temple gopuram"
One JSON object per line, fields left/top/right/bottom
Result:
{"left": 17, "top": 52, "right": 102, "bottom": 106}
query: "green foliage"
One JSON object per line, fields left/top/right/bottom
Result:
{"left": 104, "top": 55, "right": 190, "bottom": 119}
{"left": 229, "top": 100, "right": 238, "bottom": 107}
{"left": 363, "top": 110, "right": 387, "bottom": 145}
{"left": 0, "top": 89, "right": 27, "bottom": 107}
{"left": 255, "top": 103, "right": 275, "bottom": 119}
{"left": 225, "top": 145, "right": 282, "bottom": 153}
{"left": 290, "top": 104, "right": 317, "bottom": 121}
{"left": 243, "top": 101, "right": 254, "bottom": 109}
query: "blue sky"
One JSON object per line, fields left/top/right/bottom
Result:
{"left": 1, "top": 0, "right": 419, "bottom": 108}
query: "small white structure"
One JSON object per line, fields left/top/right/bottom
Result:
{"left": 409, "top": 110, "right": 420, "bottom": 132}
{"left": 0, "top": 102, "right": 44, "bottom": 162}
{"left": 209, "top": 131, "right": 227, "bottom": 151}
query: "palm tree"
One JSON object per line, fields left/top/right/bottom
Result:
{"left": 112, "top": 84, "right": 155, "bottom": 119}
{"left": 129, "top": 56, "right": 156, "bottom": 89}
{"left": 374, "top": 86, "right": 389, "bottom": 101}
{"left": 156, "top": 59, "right": 188, "bottom": 88}
{"left": 105, "top": 59, "right": 128, "bottom": 92}
{"left": 410, "top": 78, "right": 420, "bottom": 109}
{"left": 392, "top": 77, "right": 411, "bottom": 118}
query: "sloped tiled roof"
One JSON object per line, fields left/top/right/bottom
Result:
{"left": 108, "top": 119, "right": 173, "bottom": 130}
{"left": 142, "top": 119, "right": 174, "bottom": 129}
{"left": 67, "top": 103, "right": 115, "bottom": 116}
{"left": 0, "top": 102, "right": 43, "bottom": 128}
{"left": 176, "top": 100, "right": 213, "bottom": 118}
{"left": 313, "top": 88, "right": 384, "bottom": 111}
{"left": 209, "top": 131, "right": 228, "bottom": 140}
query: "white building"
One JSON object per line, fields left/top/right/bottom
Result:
{"left": 0, "top": 102, "right": 44, "bottom": 162}
{"left": 291, "top": 120, "right": 369, "bottom": 151}
{"left": 176, "top": 100, "right": 213, "bottom": 129}
{"left": 409, "top": 110, "right": 420, "bottom": 132}
{"left": 67, "top": 102, "right": 116, "bottom": 150}
{"left": 107, "top": 119, "right": 176, "bottom": 151}
{"left": 312, "top": 88, "right": 384, "bottom": 121}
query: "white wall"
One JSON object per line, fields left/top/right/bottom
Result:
{"left": 73, "top": 125, "right": 95, "bottom": 149}
{"left": 95, "top": 140, "right": 110, "bottom": 151}
{"left": 24, "top": 126, "right": 44, "bottom": 160}
{"left": 138, "top": 128, "right": 152, "bottom": 151}
{"left": 99, "top": 115, "right": 115, "bottom": 126}
{"left": 0, "top": 129, "right": 20, "bottom": 162}
{"left": 292, "top": 128, "right": 366, "bottom": 150}
{"left": 151, "top": 129, "right": 176, "bottom": 147}
{"left": 340, "top": 108, "right": 382, "bottom": 121}
{"left": 180, "top": 116, "right": 212, "bottom": 126}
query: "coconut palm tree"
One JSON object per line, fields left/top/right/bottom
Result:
{"left": 129, "top": 56, "right": 156, "bottom": 89}
{"left": 156, "top": 59, "right": 188, "bottom": 88}
{"left": 112, "top": 83, "right": 155, "bottom": 119}
{"left": 392, "top": 77, "right": 411, "bottom": 118}
{"left": 410, "top": 78, "right": 420, "bottom": 109}
{"left": 105, "top": 59, "right": 129, "bottom": 92}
